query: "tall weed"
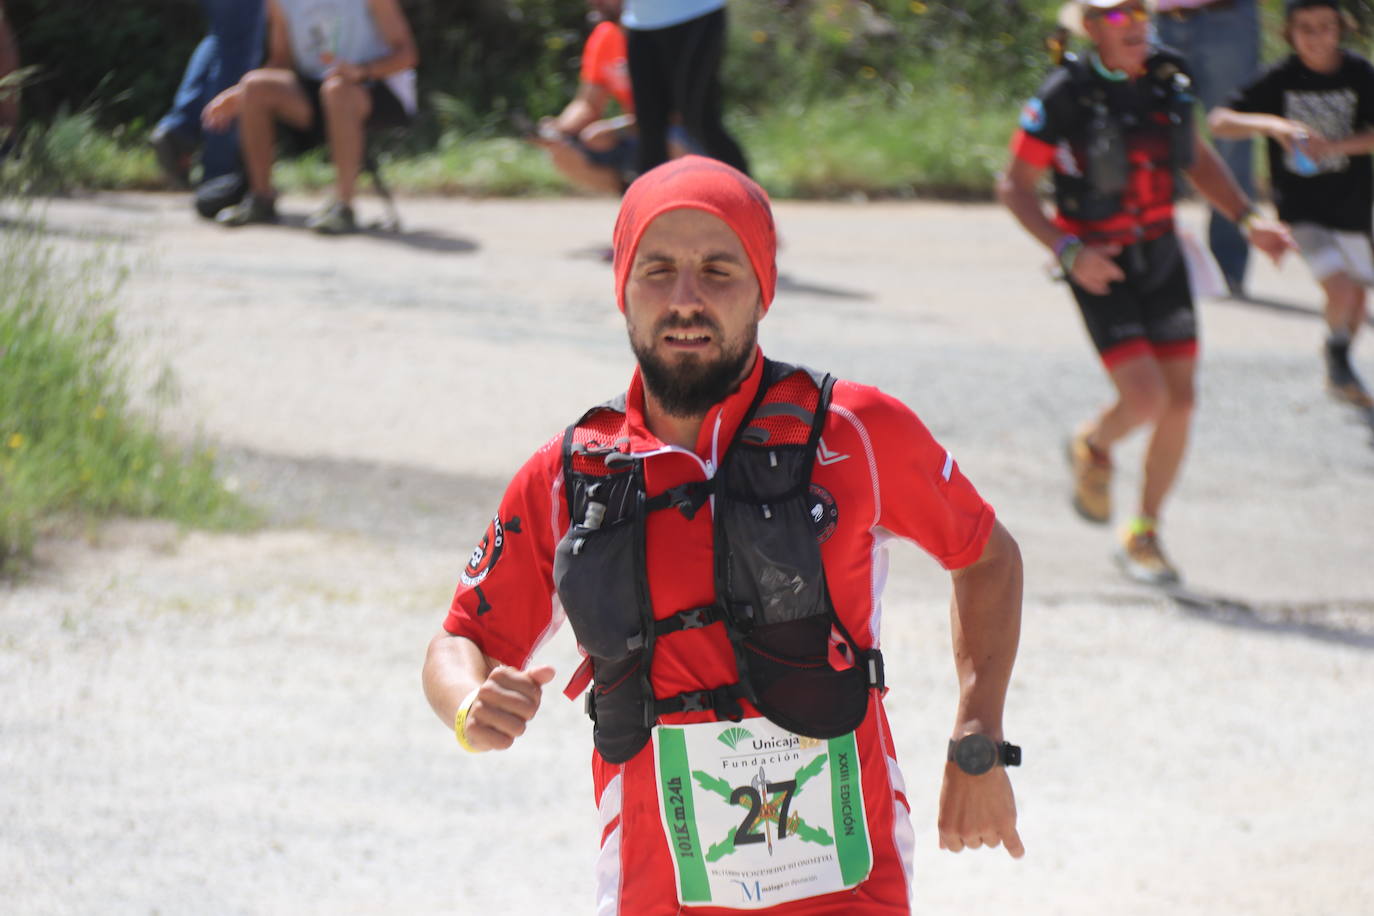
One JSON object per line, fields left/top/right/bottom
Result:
{"left": 0, "top": 212, "right": 252, "bottom": 573}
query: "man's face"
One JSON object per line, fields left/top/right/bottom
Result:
{"left": 1084, "top": 1, "right": 1150, "bottom": 74}
{"left": 624, "top": 208, "right": 764, "bottom": 418}
{"left": 1289, "top": 7, "right": 1342, "bottom": 69}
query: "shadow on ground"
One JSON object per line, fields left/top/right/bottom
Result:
{"left": 266, "top": 212, "right": 479, "bottom": 253}
{"left": 221, "top": 447, "right": 504, "bottom": 551}
{"left": 777, "top": 272, "right": 873, "bottom": 301}
{"left": 1215, "top": 291, "right": 1374, "bottom": 329}
{"left": 1161, "top": 583, "right": 1374, "bottom": 650}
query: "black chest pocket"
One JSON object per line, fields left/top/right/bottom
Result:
{"left": 553, "top": 468, "right": 647, "bottom": 662}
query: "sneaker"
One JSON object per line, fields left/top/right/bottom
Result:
{"left": 305, "top": 200, "right": 357, "bottom": 235}
{"left": 149, "top": 124, "right": 194, "bottom": 189}
{"left": 1324, "top": 340, "right": 1374, "bottom": 407}
{"left": 1067, "top": 430, "right": 1112, "bottom": 524}
{"left": 1116, "top": 528, "right": 1181, "bottom": 586}
{"left": 215, "top": 193, "right": 278, "bottom": 227}
{"left": 1329, "top": 377, "right": 1374, "bottom": 408}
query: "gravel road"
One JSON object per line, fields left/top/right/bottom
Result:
{"left": 2, "top": 190, "right": 1372, "bottom": 915}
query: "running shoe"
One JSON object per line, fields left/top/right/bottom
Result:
{"left": 1115, "top": 529, "right": 1181, "bottom": 586}
{"left": 148, "top": 124, "right": 194, "bottom": 189}
{"left": 1325, "top": 341, "right": 1374, "bottom": 408}
{"left": 306, "top": 200, "right": 358, "bottom": 235}
{"left": 1067, "top": 430, "right": 1112, "bottom": 524}
{"left": 1329, "top": 377, "right": 1374, "bottom": 408}
{"left": 215, "top": 193, "right": 278, "bottom": 227}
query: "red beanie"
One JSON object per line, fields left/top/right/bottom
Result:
{"left": 612, "top": 155, "right": 776, "bottom": 313}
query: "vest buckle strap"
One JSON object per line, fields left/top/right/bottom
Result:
{"left": 652, "top": 603, "right": 723, "bottom": 638}
{"left": 655, "top": 683, "right": 747, "bottom": 722}
{"left": 863, "top": 649, "right": 886, "bottom": 691}
{"left": 645, "top": 480, "right": 712, "bottom": 520}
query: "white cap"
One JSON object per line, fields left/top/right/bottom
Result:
{"left": 1058, "top": 0, "right": 1153, "bottom": 37}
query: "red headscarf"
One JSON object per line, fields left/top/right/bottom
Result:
{"left": 612, "top": 156, "right": 776, "bottom": 313}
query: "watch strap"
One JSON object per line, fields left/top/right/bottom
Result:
{"left": 947, "top": 736, "right": 1022, "bottom": 768}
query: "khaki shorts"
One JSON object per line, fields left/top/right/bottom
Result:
{"left": 1290, "top": 223, "right": 1374, "bottom": 286}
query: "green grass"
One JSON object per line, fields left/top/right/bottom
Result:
{"left": 738, "top": 86, "right": 1016, "bottom": 199}
{"left": 4, "top": 91, "right": 1017, "bottom": 201}
{"left": 4, "top": 110, "right": 165, "bottom": 194}
{"left": 273, "top": 135, "right": 569, "bottom": 197}
{"left": 0, "top": 210, "right": 255, "bottom": 573}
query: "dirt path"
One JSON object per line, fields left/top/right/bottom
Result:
{"left": 2, "top": 191, "right": 1372, "bottom": 915}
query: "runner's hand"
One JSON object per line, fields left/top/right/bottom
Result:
{"left": 937, "top": 765, "right": 1024, "bottom": 859}
{"left": 1245, "top": 218, "right": 1296, "bottom": 266}
{"left": 1070, "top": 244, "right": 1125, "bottom": 295}
{"left": 460, "top": 665, "right": 556, "bottom": 752}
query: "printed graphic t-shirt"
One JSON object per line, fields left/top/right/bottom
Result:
{"left": 1227, "top": 50, "right": 1374, "bottom": 232}
{"left": 580, "top": 20, "right": 634, "bottom": 113}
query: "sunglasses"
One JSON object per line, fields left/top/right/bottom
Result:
{"left": 1089, "top": 6, "right": 1150, "bottom": 25}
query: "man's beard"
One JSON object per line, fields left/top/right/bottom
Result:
{"left": 630, "top": 315, "right": 757, "bottom": 418}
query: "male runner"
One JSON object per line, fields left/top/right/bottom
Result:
{"left": 1209, "top": 0, "right": 1374, "bottom": 408}
{"left": 424, "top": 156, "right": 1025, "bottom": 914}
{"left": 998, "top": 0, "right": 1292, "bottom": 584}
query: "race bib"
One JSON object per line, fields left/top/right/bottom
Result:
{"left": 652, "top": 718, "right": 872, "bottom": 909}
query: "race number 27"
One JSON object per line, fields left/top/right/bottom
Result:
{"left": 729, "top": 779, "right": 798, "bottom": 844}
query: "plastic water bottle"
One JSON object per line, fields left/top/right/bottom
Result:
{"left": 1293, "top": 133, "right": 1319, "bottom": 176}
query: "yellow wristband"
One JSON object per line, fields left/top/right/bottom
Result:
{"left": 454, "top": 688, "right": 483, "bottom": 753}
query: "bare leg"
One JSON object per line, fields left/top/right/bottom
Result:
{"left": 1321, "top": 271, "right": 1365, "bottom": 338}
{"left": 319, "top": 75, "right": 372, "bottom": 204}
{"left": 1139, "top": 356, "right": 1196, "bottom": 521}
{"left": 1083, "top": 354, "right": 1169, "bottom": 452}
{"left": 236, "top": 69, "right": 314, "bottom": 196}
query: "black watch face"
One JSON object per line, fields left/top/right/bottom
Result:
{"left": 956, "top": 735, "right": 997, "bottom": 775}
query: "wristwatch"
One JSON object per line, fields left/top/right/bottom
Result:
{"left": 947, "top": 734, "right": 1021, "bottom": 775}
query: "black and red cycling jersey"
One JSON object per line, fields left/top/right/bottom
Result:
{"left": 1010, "top": 49, "right": 1195, "bottom": 246}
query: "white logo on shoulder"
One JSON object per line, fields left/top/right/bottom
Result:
{"left": 816, "top": 437, "right": 850, "bottom": 466}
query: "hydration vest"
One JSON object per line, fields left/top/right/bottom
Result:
{"left": 1053, "top": 51, "right": 1196, "bottom": 223}
{"left": 553, "top": 360, "right": 885, "bottom": 764}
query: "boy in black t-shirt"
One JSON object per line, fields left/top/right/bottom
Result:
{"left": 1210, "top": 0, "right": 1374, "bottom": 407}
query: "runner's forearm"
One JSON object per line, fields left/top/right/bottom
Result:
{"left": 422, "top": 632, "right": 496, "bottom": 727}
{"left": 1329, "top": 129, "right": 1374, "bottom": 157}
{"left": 1186, "top": 138, "right": 1251, "bottom": 223}
{"left": 948, "top": 521, "right": 1023, "bottom": 739}
{"left": 998, "top": 169, "right": 1070, "bottom": 251}
{"left": 1206, "top": 108, "right": 1284, "bottom": 141}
